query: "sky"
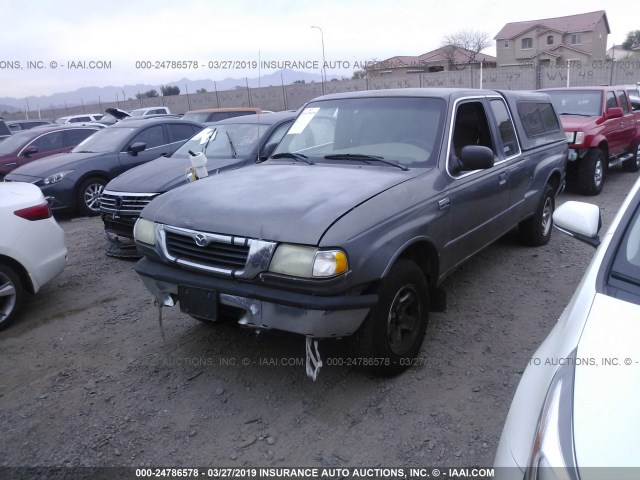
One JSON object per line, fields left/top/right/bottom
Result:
{"left": 0, "top": 0, "right": 636, "bottom": 98}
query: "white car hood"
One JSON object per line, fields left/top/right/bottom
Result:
{"left": 574, "top": 293, "right": 640, "bottom": 475}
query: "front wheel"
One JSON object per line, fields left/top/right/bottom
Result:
{"left": 578, "top": 149, "right": 605, "bottom": 196}
{"left": 518, "top": 184, "right": 555, "bottom": 246}
{"left": 0, "top": 264, "right": 24, "bottom": 330}
{"left": 347, "top": 259, "right": 429, "bottom": 376}
{"left": 77, "top": 177, "right": 106, "bottom": 216}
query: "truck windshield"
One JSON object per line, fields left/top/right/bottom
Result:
{"left": 273, "top": 96, "right": 446, "bottom": 168}
{"left": 545, "top": 90, "right": 603, "bottom": 117}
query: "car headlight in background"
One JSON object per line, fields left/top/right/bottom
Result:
{"left": 565, "top": 132, "right": 585, "bottom": 146}
{"left": 43, "top": 170, "right": 73, "bottom": 185}
{"left": 269, "top": 244, "right": 348, "bottom": 278}
{"left": 133, "top": 218, "right": 156, "bottom": 246}
{"left": 525, "top": 349, "right": 579, "bottom": 480}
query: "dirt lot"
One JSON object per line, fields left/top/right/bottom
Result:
{"left": 0, "top": 170, "right": 637, "bottom": 470}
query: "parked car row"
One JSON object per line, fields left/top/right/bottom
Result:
{"left": 100, "top": 111, "right": 295, "bottom": 251}
{"left": 4, "top": 117, "right": 204, "bottom": 215}
{"left": 3, "top": 86, "right": 640, "bottom": 472}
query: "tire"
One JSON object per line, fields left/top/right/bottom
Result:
{"left": 76, "top": 177, "right": 106, "bottom": 216}
{"left": 347, "top": 259, "right": 429, "bottom": 376}
{"left": 578, "top": 149, "right": 605, "bottom": 196}
{"left": 622, "top": 143, "right": 640, "bottom": 173}
{"left": 0, "top": 264, "right": 24, "bottom": 330}
{"left": 518, "top": 184, "right": 555, "bottom": 246}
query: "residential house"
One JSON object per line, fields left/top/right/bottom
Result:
{"left": 494, "top": 11, "right": 609, "bottom": 67}
{"left": 365, "top": 46, "right": 496, "bottom": 78}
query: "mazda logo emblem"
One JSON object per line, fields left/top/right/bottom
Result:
{"left": 194, "top": 234, "right": 207, "bottom": 247}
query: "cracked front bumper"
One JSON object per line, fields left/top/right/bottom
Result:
{"left": 135, "top": 257, "right": 375, "bottom": 338}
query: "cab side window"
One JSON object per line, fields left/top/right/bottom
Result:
{"left": 451, "top": 101, "right": 495, "bottom": 160}
{"left": 606, "top": 91, "right": 618, "bottom": 111}
{"left": 616, "top": 91, "right": 630, "bottom": 114}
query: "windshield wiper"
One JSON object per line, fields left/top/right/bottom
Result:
{"left": 558, "top": 112, "right": 593, "bottom": 117}
{"left": 323, "top": 153, "right": 408, "bottom": 171}
{"left": 225, "top": 132, "right": 237, "bottom": 158}
{"left": 270, "top": 152, "right": 314, "bottom": 165}
{"left": 74, "top": 150, "right": 95, "bottom": 153}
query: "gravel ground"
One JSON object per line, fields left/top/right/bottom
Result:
{"left": 0, "top": 169, "right": 637, "bottom": 470}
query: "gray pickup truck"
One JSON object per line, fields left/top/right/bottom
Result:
{"left": 134, "top": 88, "right": 567, "bottom": 376}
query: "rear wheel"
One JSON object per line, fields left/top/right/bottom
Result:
{"left": 622, "top": 143, "right": 640, "bottom": 173}
{"left": 77, "top": 177, "right": 106, "bottom": 216}
{"left": 578, "top": 149, "right": 605, "bottom": 196}
{"left": 0, "top": 264, "right": 24, "bottom": 330}
{"left": 519, "top": 184, "right": 555, "bottom": 246}
{"left": 347, "top": 259, "right": 429, "bottom": 376}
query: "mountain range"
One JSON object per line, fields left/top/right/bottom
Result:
{"left": 0, "top": 69, "right": 340, "bottom": 112}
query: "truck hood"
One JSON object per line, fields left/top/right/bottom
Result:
{"left": 573, "top": 293, "right": 640, "bottom": 474}
{"left": 6, "top": 151, "right": 106, "bottom": 177}
{"left": 558, "top": 115, "right": 598, "bottom": 131}
{"left": 105, "top": 155, "right": 247, "bottom": 193}
{"left": 142, "top": 163, "right": 418, "bottom": 244}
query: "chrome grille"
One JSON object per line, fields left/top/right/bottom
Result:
{"left": 165, "top": 231, "right": 249, "bottom": 270}
{"left": 158, "top": 225, "right": 277, "bottom": 278}
{"left": 100, "top": 191, "right": 159, "bottom": 215}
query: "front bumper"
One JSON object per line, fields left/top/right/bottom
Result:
{"left": 135, "top": 257, "right": 377, "bottom": 338}
{"left": 101, "top": 212, "right": 136, "bottom": 239}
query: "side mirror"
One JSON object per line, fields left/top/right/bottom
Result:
{"left": 22, "top": 145, "right": 39, "bottom": 157}
{"left": 457, "top": 145, "right": 494, "bottom": 172}
{"left": 128, "top": 142, "right": 146, "bottom": 156}
{"left": 258, "top": 142, "right": 278, "bottom": 162}
{"left": 606, "top": 107, "right": 623, "bottom": 120}
{"left": 553, "top": 201, "right": 601, "bottom": 248}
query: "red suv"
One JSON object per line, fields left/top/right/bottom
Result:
{"left": 541, "top": 86, "right": 639, "bottom": 195}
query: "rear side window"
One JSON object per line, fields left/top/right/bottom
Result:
{"left": 129, "top": 125, "right": 165, "bottom": 149}
{"left": 489, "top": 99, "right": 520, "bottom": 157}
{"left": 517, "top": 102, "right": 560, "bottom": 137}
{"left": 167, "top": 123, "right": 201, "bottom": 143}
{"left": 63, "top": 128, "right": 96, "bottom": 146}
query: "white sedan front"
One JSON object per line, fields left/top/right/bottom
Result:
{"left": 495, "top": 177, "right": 640, "bottom": 479}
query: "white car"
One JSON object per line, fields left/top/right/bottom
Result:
{"left": 0, "top": 182, "right": 67, "bottom": 329}
{"left": 495, "top": 177, "right": 640, "bottom": 478}
{"left": 55, "top": 113, "right": 103, "bottom": 124}
{"left": 129, "top": 106, "right": 171, "bottom": 117}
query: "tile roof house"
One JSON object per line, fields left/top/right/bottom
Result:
{"left": 366, "top": 46, "right": 496, "bottom": 78}
{"left": 494, "top": 11, "right": 609, "bottom": 67}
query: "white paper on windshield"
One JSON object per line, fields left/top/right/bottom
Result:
{"left": 194, "top": 128, "right": 217, "bottom": 145}
{"left": 287, "top": 107, "right": 319, "bottom": 134}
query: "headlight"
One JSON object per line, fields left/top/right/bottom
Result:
{"left": 43, "top": 170, "right": 73, "bottom": 185}
{"left": 573, "top": 132, "right": 585, "bottom": 145}
{"left": 269, "top": 244, "right": 348, "bottom": 278}
{"left": 565, "top": 132, "right": 575, "bottom": 143}
{"left": 133, "top": 218, "right": 156, "bottom": 246}
{"left": 525, "top": 349, "right": 579, "bottom": 480}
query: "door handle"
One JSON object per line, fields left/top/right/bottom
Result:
{"left": 498, "top": 172, "right": 508, "bottom": 185}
